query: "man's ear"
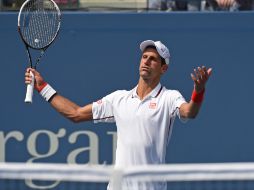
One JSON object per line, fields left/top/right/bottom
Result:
{"left": 161, "top": 64, "right": 168, "bottom": 74}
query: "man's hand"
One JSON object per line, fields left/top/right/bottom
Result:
{"left": 25, "top": 68, "right": 46, "bottom": 92}
{"left": 191, "top": 66, "right": 212, "bottom": 93}
{"left": 179, "top": 66, "right": 212, "bottom": 118}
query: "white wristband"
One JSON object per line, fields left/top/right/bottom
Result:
{"left": 40, "top": 84, "right": 57, "bottom": 102}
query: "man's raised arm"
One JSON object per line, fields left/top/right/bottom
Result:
{"left": 180, "top": 66, "right": 212, "bottom": 119}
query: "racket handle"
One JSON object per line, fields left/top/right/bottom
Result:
{"left": 24, "top": 71, "right": 34, "bottom": 103}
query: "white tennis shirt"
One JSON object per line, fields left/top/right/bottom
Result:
{"left": 92, "top": 83, "right": 187, "bottom": 167}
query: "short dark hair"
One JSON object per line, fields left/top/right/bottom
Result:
{"left": 144, "top": 45, "right": 166, "bottom": 65}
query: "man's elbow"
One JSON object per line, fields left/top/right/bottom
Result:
{"left": 64, "top": 109, "right": 82, "bottom": 123}
{"left": 180, "top": 102, "right": 201, "bottom": 119}
{"left": 182, "top": 110, "right": 198, "bottom": 119}
{"left": 68, "top": 109, "right": 92, "bottom": 123}
{"left": 67, "top": 114, "right": 81, "bottom": 123}
{"left": 70, "top": 117, "right": 82, "bottom": 123}
{"left": 187, "top": 113, "right": 197, "bottom": 119}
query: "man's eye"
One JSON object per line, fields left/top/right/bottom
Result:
{"left": 150, "top": 57, "right": 156, "bottom": 61}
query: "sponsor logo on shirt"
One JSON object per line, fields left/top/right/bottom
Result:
{"left": 149, "top": 102, "right": 157, "bottom": 109}
{"left": 96, "top": 99, "right": 102, "bottom": 104}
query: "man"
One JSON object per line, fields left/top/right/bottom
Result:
{"left": 25, "top": 40, "right": 212, "bottom": 190}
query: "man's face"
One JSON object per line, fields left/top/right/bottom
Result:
{"left": 139, "top": 47, "right": 168, "bottom": 81}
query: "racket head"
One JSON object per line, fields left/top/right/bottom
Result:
{"left": 18, "top": 0, "right": 61, "bottom": 50}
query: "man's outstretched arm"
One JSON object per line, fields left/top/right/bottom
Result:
{"left": 180, "top": 66, "right": 212, "bottom": 119}
{"left": 25, "top": 68, "right": 93, "bottom": 123}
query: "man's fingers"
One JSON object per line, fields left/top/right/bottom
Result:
{"left": 191, "top": 73, "right": 196, "bottom": 81}
{"left": 26, "top": 68, "right": 38, "bottom": 75}
{"left": 191, "top": 66, "right": 212, "bottom": 93}
{"left": 191, "top": 73, "right": 199, "bottom": 85}
{"left": 194, "top": 67, "right": 205, "bottom": 82}
{"left": 192, "top": 66, "right": 212, "bottom": 84}
{"left": 198, "top": 67, "right": 206, "bottom": 80}
{"left": 25, "top": 68, "right": 35, "bottom": 84}
{"left": 25, "top": 80, "right": 32, "bottom": 84}
{"left": 27, "top": 68, "right": 33, "bottom": 72}
{"left": 202, "top": 66, "right": 207, "bottom": 75}
{"left": 25, "top": 76, "right": 32, "bottom": 84}
{"left": 25, "top": 71, "right": 33, "bottom": 78}
{"left": 207, "top": 68, "right": 212, "bottom": 76}
{"left": 197, "top": 66, "right": 212, "bottom": 81}
{"left": 194, "top": 68, "right": 201, "bottom": 80}
{"left": 198, "top": 67, "right": 204, "bottom": 74}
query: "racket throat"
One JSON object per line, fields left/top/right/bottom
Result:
{"left": 25, "top": 45, "right": 33, "bottom": 68}
{"left": 34, "top": 50, "right": 45, "bottom": 69}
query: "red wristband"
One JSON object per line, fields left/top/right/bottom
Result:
{"left": 35, "top": 81, "right": 48, "bottom": 92}
{"left": 191, "top": 88, "right": 205, "bottom": 103}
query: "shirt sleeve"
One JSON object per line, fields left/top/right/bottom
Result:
{"left": 171, "top": 90, "right": 188, "bottom": 122}
{"left": 92, "top": 92, "right": 116, "bottom": 123}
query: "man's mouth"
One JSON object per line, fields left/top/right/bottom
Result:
{"left": 141, "top": 67, "right": 150, "bottom": 71}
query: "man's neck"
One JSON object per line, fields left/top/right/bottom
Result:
{"left": 136, "top": 78, "right": 160, "bottom": 100}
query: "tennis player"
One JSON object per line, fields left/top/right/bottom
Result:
{"left": 25, "top": 40, "right": 212, "bottom": 190}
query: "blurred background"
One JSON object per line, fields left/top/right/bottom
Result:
{"left": 0, "top": 0, "right": 253, "bottom": 11}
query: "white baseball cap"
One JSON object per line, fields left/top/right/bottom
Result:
{"left": 140, "top": 40, "right": 170, "bottom": 65}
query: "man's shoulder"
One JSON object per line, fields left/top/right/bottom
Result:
{"left": 162, "top": 87, "right": 184, "bottom": 101}
{"left": 107, "top": 89, "right": 131, "bottom": 98}
{"left": 161, "top": 87, "right": 184, "bottom": 98}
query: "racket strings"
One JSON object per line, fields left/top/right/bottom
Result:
{"left": 19, "top": 0, "right": 60, "bottom": 49}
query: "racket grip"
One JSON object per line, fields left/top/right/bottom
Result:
{"left": 24, "top": 71, "right": 34, "bottom": 103}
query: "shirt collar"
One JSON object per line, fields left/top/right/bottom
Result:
{"left": 150, "top": 83, "right": 163, "bottom": 98}
{"left": 131, "top": 83, "right": 163, "bottom": 99}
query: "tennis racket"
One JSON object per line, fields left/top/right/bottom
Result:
{"left": 18, "top": 0, "right": 61, "bottom": 103}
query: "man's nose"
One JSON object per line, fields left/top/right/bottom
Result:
{"left": 144, "top": 58, "right": 151, "bottom": 65}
